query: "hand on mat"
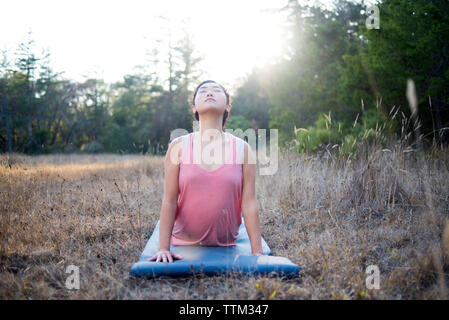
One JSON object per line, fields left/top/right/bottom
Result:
{"left": 147, "top": 250, "right": 183, "bottom": 263}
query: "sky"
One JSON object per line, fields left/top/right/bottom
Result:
{"left": 0, "top": 0, "right": 371, "bottom": 92}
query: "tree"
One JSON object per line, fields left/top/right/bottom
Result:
{"left": 361, "top": 0, "right": 449, "bottom": 143}
{"left": 260, "top": 0, "right": 367, "bottom": 147}
{"left": 231, "top": 67, "right": 273, "bottom": 132}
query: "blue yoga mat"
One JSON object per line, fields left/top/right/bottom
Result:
{"left": 130, "top": 216, "right": 301, "bottom": 278}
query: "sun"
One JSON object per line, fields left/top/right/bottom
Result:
{"left": 171, "top": 0, "right": 289, "bottom": 89}
{"left": 0, "top": 0, "right": 290, "bottom": 87}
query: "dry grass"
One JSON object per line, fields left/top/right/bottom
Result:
{"left": 1, "top": 143, "right": 448, "bottom": 300}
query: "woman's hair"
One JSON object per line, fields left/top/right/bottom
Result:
{"left": 192, "top": 80, "right": 231, "bottom": 128}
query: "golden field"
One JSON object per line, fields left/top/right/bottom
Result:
{"left": 1, "top": 145, "right": 448, "bottom": 299}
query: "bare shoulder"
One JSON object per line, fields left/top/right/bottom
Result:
{"left": 233, "top": 136, "right": 256, "bottom": 165}
{"left": 165, "top": 135, "right": 185, "bottom": 166}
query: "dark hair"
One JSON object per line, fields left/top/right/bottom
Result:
{"left": 192, "top": 80, "right": 231, "bottom": 128}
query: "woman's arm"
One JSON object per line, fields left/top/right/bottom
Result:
{"left": 158, "top": 137, "right": 182, "bottom": 251}
{"left": 241, "top": 141, "right": 264, "bottom": 255}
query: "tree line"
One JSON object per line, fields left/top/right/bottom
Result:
{"left": 1, "top": 0, "right": 448, "bottom": 156}
{"left": 258, "top": 0, "right": 448, "bottom": 155}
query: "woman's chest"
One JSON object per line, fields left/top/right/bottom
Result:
{"left": 179, "top": 164, "right": 242, "bottom": 190}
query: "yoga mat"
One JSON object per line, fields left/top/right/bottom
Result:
{"left": 130, "top": 216, "right": 301, "bottom": 278}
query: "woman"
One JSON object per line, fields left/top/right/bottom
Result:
{"left": 148, "top": 80, "right": 264, "bottom": 263}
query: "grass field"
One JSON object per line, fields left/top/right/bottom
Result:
{"left": 1, "top": 142, "right": 448, "bottom": 299}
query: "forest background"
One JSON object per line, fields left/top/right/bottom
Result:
{"left": 1, "top": 0, "right": 448, "bottom": 156}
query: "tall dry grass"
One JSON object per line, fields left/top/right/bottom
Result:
{"left": 1, "top": 135, "right": 448, "bottom": 299}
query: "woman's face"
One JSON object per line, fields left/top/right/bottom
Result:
{"left": 194, "top": 82, "right": 228, "bottom": 110}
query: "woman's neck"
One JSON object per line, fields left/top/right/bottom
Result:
{"left": 198, "top": 117, "right": 224, "bottom": 141}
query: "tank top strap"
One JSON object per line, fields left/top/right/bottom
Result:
{"left": 230, "top": 133, "right": 236, "bottom": 164}
{"left": 181, "top": 133, "right": 192, "bottom": 164}
{"left": 237, "top": 137, "right": 245, "bottom": 164}
{"left": 223, "top": 132, "right": 235, "bottom": 165}
{"left": 189, "top": 132, "right": 194, "bottom": 164}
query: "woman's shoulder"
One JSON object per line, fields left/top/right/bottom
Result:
{"left": 167, "top": 133, "right": 191, "bottom": 164}
{"left": 169, "top": 133, "right": 191, "bottom": 146}
{"left": 226, "top": 133, "right": 253, "bottom": 164}
{"left": 226, "top": 132, "right": 245, "bottom": 144}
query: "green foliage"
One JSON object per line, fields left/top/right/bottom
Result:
{"left": 225, "top": 114, "right": 252, "bottom": 132}
{"left": 25, "top": 129, "right": 51, "bottom": 154}
{"left": 2, "top": 1, "right": 449, "bottom": 155}
{"left": 360, "top": 0, "right": 449, "bottom": 142}
{"left": 265, "top": 0, "right": 369, "bottom": 148}
{"left": 236, "top": 0, "right": 449, "bottom": 152}
{"left": 269, "top": 108, "right": 301, "bottom": 147}
{"left": 231, "top": 68, "right": 273, "bottom": 131}
{"left": 293, "top": 112, "right": 344, "bottom": 153}
{"left": 294, "top": 106, "right": 392, "bottom": 158}
{"left": 81, "top": 140, "right": 104, "bottom": 153}
{"left": 0, "top": 32, "right": 197, "bottom": 154}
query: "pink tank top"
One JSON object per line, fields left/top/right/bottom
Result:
{"left": 171, "top": 131, "right": 245, "bottom": 246}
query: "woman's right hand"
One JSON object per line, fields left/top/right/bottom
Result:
{"left": 147, "top": 250, "right": 183, "bottom": 263}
